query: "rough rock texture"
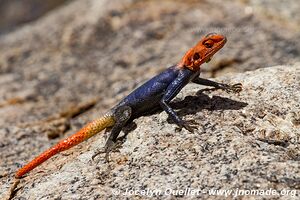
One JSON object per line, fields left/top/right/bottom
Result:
{"left": 0, "top": 0, "right": 299, "bottom": 199}
{"left": 2, "top": 64, "right": 300, "bottom": 199}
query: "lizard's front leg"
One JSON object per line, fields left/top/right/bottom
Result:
{"left": 192, "top": 77, "right": 242, "bottom": 93}
{"left": 160, "top": 99, "right": 198, "bottom": 132}
{"left": 160, "top": 72, "right": 199, "bottom": 132}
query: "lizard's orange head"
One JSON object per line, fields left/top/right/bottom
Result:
{"left": 179, "top": 33, "right": 227, "bottom": 71}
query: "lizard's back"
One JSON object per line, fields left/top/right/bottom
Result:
{"left": 115, "top": 66, "right": 179, "bottom": 117}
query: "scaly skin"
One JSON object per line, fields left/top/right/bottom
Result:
{"left": 15, "top": 33, "right": 242, "bottom": 179}
{"left": 15, "top": 112, "right": 115, "bottom": 178}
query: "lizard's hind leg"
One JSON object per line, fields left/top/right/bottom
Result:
{"left": 92, "top": 106, "right": 132, "bottom": 162}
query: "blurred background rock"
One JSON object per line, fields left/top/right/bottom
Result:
{"left": 0, "top": 0, "right": 72, "bottom": 34}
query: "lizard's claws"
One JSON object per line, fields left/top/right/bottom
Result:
{"left": 92, "top": 145, "right": 112, "bottom": 163}
{"left": 176, "top": 119, "right": 199, "bottom": 133}
{"left": 92, "top": 139, "right": 123, "bottom": 163}
{"left": 222, "top": 83, "right": 243, "bottom": 93}
{"left": 92, "top": 148, "right": 107, "bottom": 162}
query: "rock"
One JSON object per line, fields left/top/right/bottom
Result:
{"left": 0, "top": 0, "right": 70, "bottom": 34}
{"left": 0, "top": 0, "right": 299, "bottom": 199}
{"left": 1, "top": 64, "right": 299, "bottom": 199}
{"left": 243, "top": 0, "right": 300, "bottom": 29}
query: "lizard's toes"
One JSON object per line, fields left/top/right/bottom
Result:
{"left": 226, "top": 83, "right": 243, "bottom": 93}
{"left": 176, "top": 120, "right": 199, "bottom": 133}
{"left": 92, "top": 148, "right": 106, "bottom": 162}
{"left": 232, "top": 83, "right": 243, "bottom": 93}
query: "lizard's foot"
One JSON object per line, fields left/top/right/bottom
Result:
{"left": 92, "top": 140, "right": 114, "bottom": 163}
{"left": 220, "top": 83, "right": 243, "bottom": 93}
{"left": 92, "top": 148, "right": 106, "bottom": 162}
{"left": 176, "top": 119, "right": 199, "bottom": 133}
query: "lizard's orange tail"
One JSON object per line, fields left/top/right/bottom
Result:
{"left": 15, "top": 112, "right": 115, "bottom": 178}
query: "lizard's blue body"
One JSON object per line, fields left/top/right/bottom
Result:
{"left": 115, "top": 66, "right": 198, "bottom": 119}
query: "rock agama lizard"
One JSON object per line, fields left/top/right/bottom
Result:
{"left": 15, "top": 33, "right": 242, "bottom": 178}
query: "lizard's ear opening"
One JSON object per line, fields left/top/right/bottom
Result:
{"left": 193, "top": 52, "right": 200, "bottom": 60}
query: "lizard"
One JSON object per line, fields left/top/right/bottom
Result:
{"left": 15, "top": 33, "right": 242, "bottom": 179}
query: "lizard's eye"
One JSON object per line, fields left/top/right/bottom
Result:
{"left": 193, "top": 53, "right": 200, "bottom": 60}
{"left": 203, "top": 39, "right": 214, "bottom": 48}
